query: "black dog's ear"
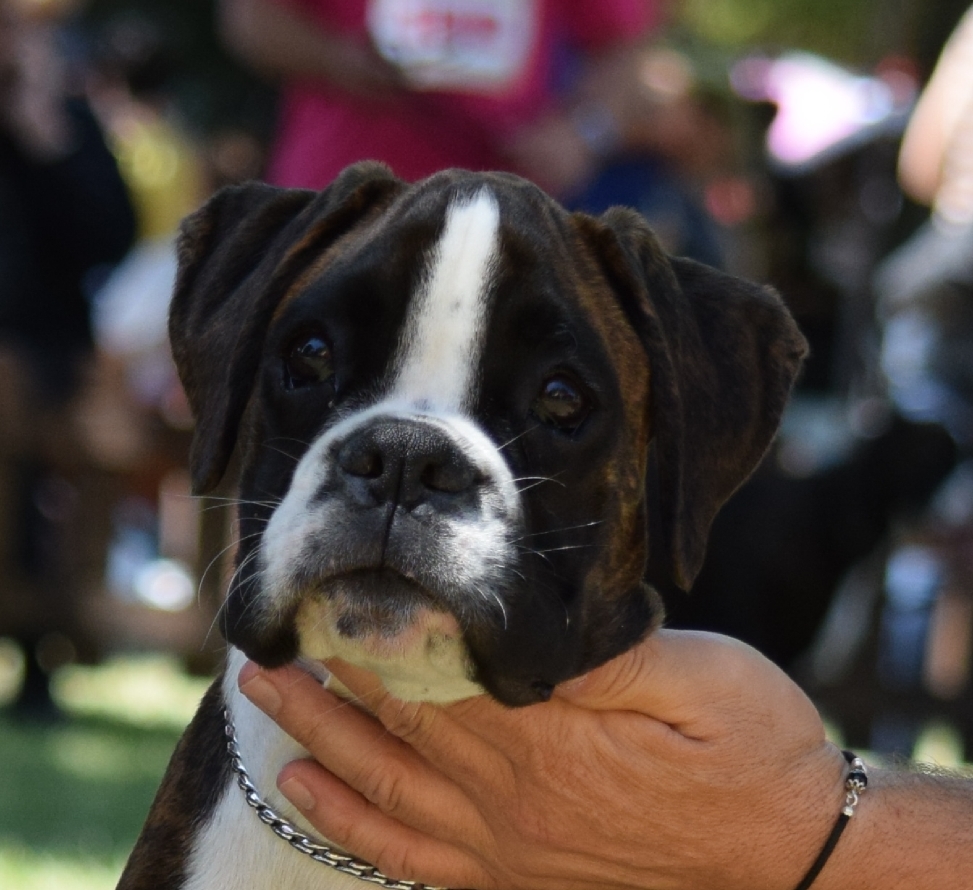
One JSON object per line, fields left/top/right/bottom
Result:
{"left": 169, "top": 161, "right": 403, "bottom": 494}
{"left": 578, "top": 206, "right": 807, "bottom": 590}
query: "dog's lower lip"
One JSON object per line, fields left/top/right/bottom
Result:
{"left": 324, "top": 566, "right": 433, "bottom": 600}
{"left": 315, "top": 566, "right": 452, "bottom": 641}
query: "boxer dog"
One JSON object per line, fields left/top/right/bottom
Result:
{"left": 118, "top": 162, "right": 806, "bottom": 889}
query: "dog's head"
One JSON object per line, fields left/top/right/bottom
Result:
{"left": 171, "top": 162, "right": 806, "bottom": 705}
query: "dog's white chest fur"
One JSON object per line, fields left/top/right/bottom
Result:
{"left": 184, "top": 651, "right": 362, "bottom": 890}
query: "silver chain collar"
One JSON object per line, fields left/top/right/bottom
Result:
{"left": 224, "top": 709, "right": 445, "bottom": 890}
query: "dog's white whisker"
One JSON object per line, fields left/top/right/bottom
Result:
{"left": 471, "top": 582, "right": 508, "bottom": 629}
{"left": 511, "top": 519, "right": 605, "bottom": 542}
{"left": 222, "top": 551, "right": 266, "bottom": 624}
{"left": 529, "top": 543, "right": 597, "bottom": 554}
{"left": 257, "top": 438, "right": 314, "bottom": 464}
{"left": 196, "top": 530, "right": 265, "bottom": 610}
{"left": 505, "top": 566, "right": 529, "bottom": 585}
{"left": 519, "top": 546, "right": 554, "bottom": 569}
{"left": 262, "top": 434, "right": 316, "bottom": 450}
{"left": 497, "top": 424, "right": 538, "bottom": 451}
{"left": 199, "top": 498, "right": 281, "bottom": 514}
{"left": 201, "top": 611, "right": 224, "bottom": 652}
{"left": 172, "top": 492, "right": 280, "bottom": 510}
{"left": 514, "top": 476, "right": 567, "bottom": 493}
{"left": 194, "top": 493, "right": 281, "bottom": 506}
{"left": 205, "top": 547, "right": 264, "bottom": 647}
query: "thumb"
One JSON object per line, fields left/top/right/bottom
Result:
{"left": 556, "top": 629, "right": 763, "bottom": 723}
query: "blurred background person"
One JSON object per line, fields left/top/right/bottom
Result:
{"left": 0, "top": 0, "right": 135, "bottom": 719}
{"left": 898, "top": 4, "right": 973, "bottom": 216}
{"left": 839, "top": 3, "right": 973, "bottom": 758}
{"left": 217, "top": 0, "right": 740, "bottom": 267}
{"left": 74, "top": 10, "right": 266, "bottom": 678}
{"left": 218, "top": 0, "right": 663, "bottom": 200}
{"left": 568, "top": 43, "right": 736, "bottom": 268}
{"left": 876, "top": 4, "right": 973, "bottom": 445}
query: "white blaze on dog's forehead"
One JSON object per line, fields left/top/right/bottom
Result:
{"left": 392, "top": 188, "right": 499, "bottom": 411}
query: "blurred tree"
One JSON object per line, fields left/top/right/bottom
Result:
{"left": 675, "top": 0, "right": 970, "bottom": 72}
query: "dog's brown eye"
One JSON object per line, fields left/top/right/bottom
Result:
{"left": 283, "top": 334, "right": 334, "bottom": 390}
{"left": 531, "top": 375, "right": 591, "bottom": 432}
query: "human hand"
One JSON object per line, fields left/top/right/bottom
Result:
{"left": 219, "top": 0, "right": 405, "bottom": 102}
{"left": 239, "top": 630, "right": 849, "bottom": 890}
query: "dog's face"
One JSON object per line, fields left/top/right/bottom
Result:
{"left": 171, "top": 163, "right": 806, "bottom": 706}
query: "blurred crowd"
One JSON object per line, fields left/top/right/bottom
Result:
{"left": 0, "top": 0, "right": 971, "bottom": 760}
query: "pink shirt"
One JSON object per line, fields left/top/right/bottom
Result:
{"left": 266, "top": 0, "right": 657, "bottom": 188}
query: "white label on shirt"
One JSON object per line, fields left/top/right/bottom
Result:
{"left": 367, "top": 0, "right": 537, "bottom": 92}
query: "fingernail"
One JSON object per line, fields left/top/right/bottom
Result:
{"left": 556, "top": 674, "right": 590, "bottom": 695}
{"left": 279, "top": 776, "right": 316, "bottom": 813}
{"left": 239, "top": 665, "right": 283, "bottom": 717}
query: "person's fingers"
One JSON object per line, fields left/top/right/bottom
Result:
{"left": 238, "top": 661, "right": 485, "bottom": 840}
{"left": 277, "top": 758, "right": 496, "bottom": 890}
{"left": 323, "top": 659, "right": 521, "bottom": 779}
{"left": 556, "top": 629, "right": 818, "bottom": 738}
{"left": 324, "top": 658, "right": 663, "bottom": 777}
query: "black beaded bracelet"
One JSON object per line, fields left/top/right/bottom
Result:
{"left": 792, "top": 750, "right": 868, "bottom": 890}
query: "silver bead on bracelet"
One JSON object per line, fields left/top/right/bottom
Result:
{"left": 792, "top": 750, "right": 868, "bottom": 890}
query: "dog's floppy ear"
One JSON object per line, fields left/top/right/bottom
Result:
{"left": 169, "top": 161, "right": 403, "bottom": 494}
{"left": 579, "top": 206, "right": 807, "bottom": 590}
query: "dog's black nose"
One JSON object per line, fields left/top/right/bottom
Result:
{"left": 336, "top": 419, "right": 483, "bottom": 510}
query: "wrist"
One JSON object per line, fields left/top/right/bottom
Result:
{"left": 705, "top": 745, "right": 851, "bottom": 890}
{"left": 789, "top": 752, "right": 867, "bottom": 890}
{"left": 812, "top": 765, "right": 973, "bottom": 890}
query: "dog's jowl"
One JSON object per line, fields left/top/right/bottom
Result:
{"left": 118, "top": 162, "right": 807, "bottom": 890}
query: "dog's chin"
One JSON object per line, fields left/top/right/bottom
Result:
{"left": 294, "top": 570, "right": 484, "bottom": 702}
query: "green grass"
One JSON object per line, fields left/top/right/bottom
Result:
{"left": 0, "top": 651, "right": 211, "bottom": 890}
{"left": 0, "top": 846, "right": 126, "bottom": 890}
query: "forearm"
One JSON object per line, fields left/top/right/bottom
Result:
{"left": 219, "top": 0, "right": 350, "bottom": 84}
{"left": 818, "top": 766, "right": 973, "bottom": 890}
{"left": 899, "top": 7, "right": 973, "bottom": 205}
{"left": 220, "top": 0, "right": 403, "bottom": 100}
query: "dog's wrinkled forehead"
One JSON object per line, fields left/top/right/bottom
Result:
{"left": 272, "top": 171, "right": 624, "bottom": 418}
